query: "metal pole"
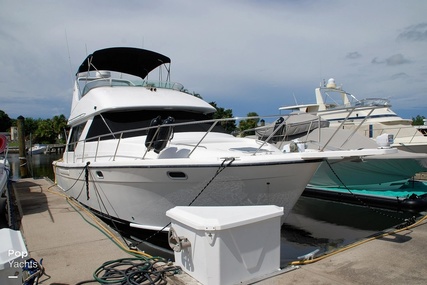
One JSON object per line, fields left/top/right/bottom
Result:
{"left": 17, "top": 115, "right": 28, "bottom": 178}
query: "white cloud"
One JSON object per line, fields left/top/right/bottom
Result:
{"left": 397, "top": 23, "right": 427, "bottom": 42}
{"left": 0, "top": 0, "right": 426, "bottom": 120}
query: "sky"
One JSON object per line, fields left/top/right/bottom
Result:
{"left": 1, "top": 0, "right": 426, "bottom": 122}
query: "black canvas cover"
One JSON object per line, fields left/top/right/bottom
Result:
{"left": 77, "top": 47, "right": 171, "bottom": 79}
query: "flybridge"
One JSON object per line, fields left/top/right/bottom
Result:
{"left": 76, "top": 72, "right": 185, "bottom": 97}
{"left": 77, "top": 47, "right": 171, "bottom": 79}
{"left": 75, "top": 47, "right": 184, "bottom": 96}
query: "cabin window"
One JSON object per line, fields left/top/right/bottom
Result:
{"left": 67, "top": 124, "right": 85, "bottom": 151}
{"left": 85, "top": 110, "right": 227, "bottom": 141}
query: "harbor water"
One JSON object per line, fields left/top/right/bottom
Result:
{"left": 5, "top": 153, "right": 424, "bottom": 266}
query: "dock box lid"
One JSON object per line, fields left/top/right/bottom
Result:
{"left": 166, "top": 205, "right": 284, "bottom": 231}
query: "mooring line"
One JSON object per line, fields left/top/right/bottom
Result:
{"left": 140, "top": 157, "right": 235, "bottom": 245}
{"left": 325, "top": 159, "right": 415, "bottom": 224}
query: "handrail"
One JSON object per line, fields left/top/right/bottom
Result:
{"left": 79, "top": 77, "right": 184, "bottom": 96}
{"left": 363, "top": 125, "right": 423, "bottom": 141}
{"left": 65, "top": 114, "right": 281, "bottom": 162}
{"left": 113, "top": 133, "right": 123, "bottom": 161}
{"left": 339, "top": 107, "right": 375, "bottom": 148}
{"left": 187, "top": 121, "right": 219, "bottom": 157}
{"left": 253, "top": 116, "right": 292, "bottom": 155}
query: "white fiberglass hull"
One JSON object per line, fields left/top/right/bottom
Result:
{"left": 54, "top": 159, "right": 321, "bottom": 229}
{"left": 55, "top": 161, "right": 320, "bottom": 228}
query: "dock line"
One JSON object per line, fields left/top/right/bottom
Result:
{"left": 46, "top": 183, "right": 153, "bottom": 259}
{"left": 45, "top": 181, "right": 182, "bottom": 285}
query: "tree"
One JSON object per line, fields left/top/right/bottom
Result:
{"left": 238, "top": 112, "right": 259, "bottom": 136}
{"left": 412, "top": 115, "right": 426, "bottom": 126}
{"left": 34, "top": 119, "right": 56, "bottom": 143}
{"left": 23, "top": 116, "right": 69, "bottom": 144}
{"left": 209, "top": 102, "right": 236, "bottom": 133}
{"left": 24, "top": 117, "right": 40, "bottom": 139}
{"left": 0, "top": 110, "right": 12, "bottom": 132}
{"left": 51, "top": 115, "right": 68, "bottom": 143}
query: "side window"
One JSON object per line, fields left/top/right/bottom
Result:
{"left": 67, "top": 124, "right": 85, "bottom": 151}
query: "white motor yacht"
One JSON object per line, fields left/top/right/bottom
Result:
{"left": 280, "top": 78, "right": 427, "bottom": 153}
{"left": 53, "top": 47, "right": 328, "bottom": 238}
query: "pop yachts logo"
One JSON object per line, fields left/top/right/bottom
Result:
{"left": 7, "top": 250, "right": 37, "bottom": 269}
{"left": 9, "top": 259, "right": 38, "bottom": 269}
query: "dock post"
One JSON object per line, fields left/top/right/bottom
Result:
{"left": 17, "top": 115, "right": 29, "bottom": 178}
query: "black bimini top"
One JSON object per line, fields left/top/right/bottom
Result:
{"left": 77, "top": 47, "right": 171, "bottom": 79}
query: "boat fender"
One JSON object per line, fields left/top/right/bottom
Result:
{"left": 153, "top": 116, "right": 175, "bottom": 153}
{"left": 0, "top": 134, "right": 7, "bottom": 153}
{"left": 401, "top": 193, "right": 427, "bottom": 210}
{"left": 145, "top": 116, "right": 163, "bottom": 150}
{"left": 274, "top": 117, "right": 284, "bottom": 129}
{"left": 273, "top": 117, "right": 285, "bottom": 141}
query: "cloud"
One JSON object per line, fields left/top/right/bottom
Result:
{"left": 386, "top": 54, "right": 411, "bottom": 66}
{"left": 346, "top": 52, "right": 362, "bottom": 59}
{"left": 0, "top": 0, "right": 426, "bottom": 120}
{"left": 371, "top": 54, "right": 410, "bottom": 66}
{"left": 390, "top": 73, "right": 409, "bottom": 80}
{"left": 371, "top": 57, "right": 384, "bottom": 65}
{"left": 397, "top": 23, "right": 427, "bottom": 42}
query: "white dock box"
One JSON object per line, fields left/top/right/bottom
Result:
{"left": 166, "top": 205, "right": 283, "bottom": 285}
{"left": 0, "top": 229, "right": 28, "bottom": 285}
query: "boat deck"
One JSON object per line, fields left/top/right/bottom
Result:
{"left": 10, "top": 178, "right": 427, "bottom": 284}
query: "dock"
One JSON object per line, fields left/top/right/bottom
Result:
{"left": 10, "top": 178, "right": 427, "bottom": 284}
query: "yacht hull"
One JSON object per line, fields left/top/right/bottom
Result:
{"left": 54, "top": 159, "right": 321, "bottom": 229}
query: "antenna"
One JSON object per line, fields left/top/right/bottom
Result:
{"left": 292, "top": 93, "right": 298, "bottom": 105}
{"left": 65, "top": 29, "right": 74, "bottom": 84}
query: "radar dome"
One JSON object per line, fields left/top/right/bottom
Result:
{"left": 326, "top": 78, "right": 336, "bottom": 88}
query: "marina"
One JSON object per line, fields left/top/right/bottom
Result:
{"left": 1, "top": 47, "right": 427, "bottom": 284}
{"left": 1, "top": 152, "right": 427, "bottom": 284}
{"left": 50, "top": 46, "right": 403, "bottom": 250}
{"left": 2, "top": 176, "right": 426, "bottom": 284}
{"left": 1, "top": 1, "right": 427, "bottom": 283}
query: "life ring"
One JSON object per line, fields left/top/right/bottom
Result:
{"left": 0, "top": 134, "right": 7, "bottom": 153}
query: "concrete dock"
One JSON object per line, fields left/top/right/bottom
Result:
{"left": 13, "top": 178, "right": 139, "bottom": 284}
{"left": 10, "top": 178, "right": 427, "bottom": 284}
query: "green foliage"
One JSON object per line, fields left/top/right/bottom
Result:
{"left": 24, "top": 118, "right": 40, "bottom": 138}
{"left": 32, "top": 115, "right": 68, "bottom": 144}
{"left": 0, "top": 110, "right": 68, "bottom": 144}
{"left": 0, "top": 110, "right": 12, "bottom": 132}
{"left": 238, "top": 112, "right": 259, "bottom": 136}
{"left": 412, "top": 115, "right": 426, "bottom": 126}
{"left": 209, "top": 102, "right": 236, "bottom": 133}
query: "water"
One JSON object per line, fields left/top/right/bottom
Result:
{"left": 7, "top": 153, "right": 62, "bottom": 181}
{"left": 280, "top": 196, "right": 417, "bottom": 264}
{"left": 6, "top": 153, "right": 423, "bottom": 266}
